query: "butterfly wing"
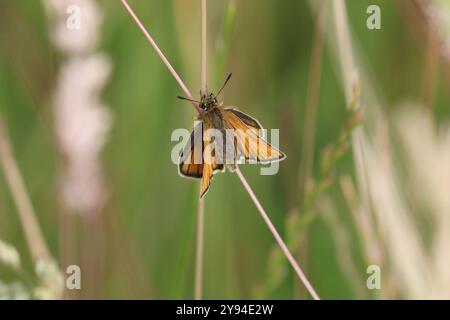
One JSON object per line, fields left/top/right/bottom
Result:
{"left": 199, "top": 116, "right": 215, "bottom": 198}
{"left": 223, "top": 108, "right": 286, "bottom": 163}
{"left": 179, "top": 118, "right": 225, "bottom": 198}
{"left": 179, "top": 122, "right": 203, "bottom": 179}
{"left": 226, "top": 109, "right": 262, "bottom": 135}
{"left": 200, "top": 162, "right": 212, "bottom": 197}
{"left": 180, "top": 107, "right": 280, "bottom": 198}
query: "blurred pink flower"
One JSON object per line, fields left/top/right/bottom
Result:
{"left": 44, "top": 0, "right": 112, "bottom": 215}
{"left": 44, "top": 0, "right": 102, "bottom": 54}
{"left": 54, "top": 54, "right": 112, "bottom": 213}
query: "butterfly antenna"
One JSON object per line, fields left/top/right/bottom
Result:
{"left": 177, "top": 96, "right": 201, "bottom": 104}
{"left": 214, "top": 73, "right": 232, "bottom": 98}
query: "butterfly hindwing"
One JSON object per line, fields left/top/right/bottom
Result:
{"left": 200, "top": 117, "right": 215, "bottom": 197}
{"left": 179, "top": 119, "right": 225, "bottom": 197}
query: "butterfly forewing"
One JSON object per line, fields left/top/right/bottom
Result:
{"left": 223, "top": 108, "right": 286, "bottom": 163}
{"left": 226, "top": 109, "right": 262, "bottom": 136}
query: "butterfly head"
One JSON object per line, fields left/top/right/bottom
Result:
{"left": 177, "top": 73, "right": 232, "bottom": 112}
{"left": 200, "top": 92, "right": 219, "bottom": 111}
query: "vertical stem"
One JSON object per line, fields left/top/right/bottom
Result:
{"left": 195, "top": 0, "right": 207, "bottom": 300}
{"left": 201, "top": 0, "right": 207, "bottom": 93}
{"left": 419, "top": 26, "right": 439, "bottom": 108}
{"left": 329, "top": 0, "right": 372, "bottom": 213}
{"left": 195, "top": 190, "right": 205, "bottom": 300}
{"left": 235, "top": 168, "right": 320, "bottom": 300}
{"left": 298, "top": 2, "right": 327, "bottom": 203}
{"left": 214, "top": 0, "right": 237, "bottom": 88}
{"left": 295, "top": 1, "right": 326, "bottom": 298}
{"left": 331, "top": 0, "right": 355, "bottom": 104}
{"left": 0, "top": 120, "right": 50, "bottom": 262}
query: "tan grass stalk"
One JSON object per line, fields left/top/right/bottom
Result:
{"left": 195, "top": 0, "right": 207, "bottom": 299}
{"left": 0, "top": 120, "right": 50, "bottom": 262}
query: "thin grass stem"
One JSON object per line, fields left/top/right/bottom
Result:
{"left": 235, "top": 167, "right": 320, "bottom": 300}
{"left": 201, "top": 0, "right": 207, "bottom": 93}
{"left": 195, "top": 0, "right": 208, "bottom": 300}
{"left": 195, "top": 188, "right": 205, "bottom": 299}
{"left": 120, "top": 0, "right": 201, "bottom": 113}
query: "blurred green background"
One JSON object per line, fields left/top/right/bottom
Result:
{"left": 0, "top": 0, "right": 449, "bottom": 299}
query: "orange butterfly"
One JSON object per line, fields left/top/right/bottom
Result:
{"left": 178, "top": 74, "right": 286, "bottom": 198}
